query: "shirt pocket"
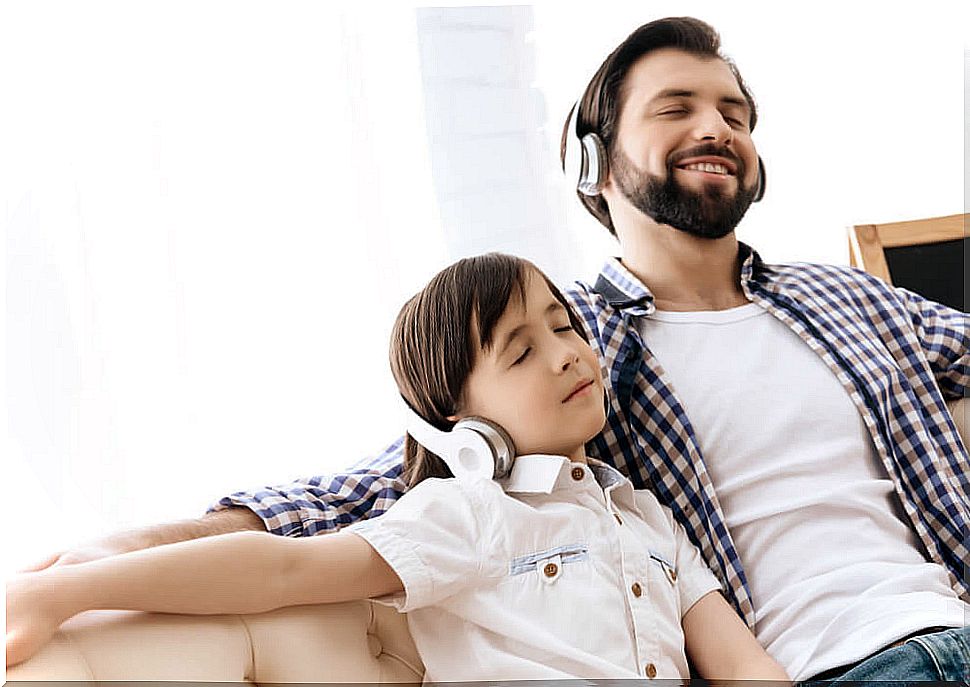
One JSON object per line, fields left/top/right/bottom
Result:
{"left": 649, "top": 548, "right": 679, "bottom": 586}
{"left": 509, "top": 543, "right": 589, "bottom": 584}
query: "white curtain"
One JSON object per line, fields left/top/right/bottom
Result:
{"left": 3, "top": 1, "right": 444, "bottom": 569}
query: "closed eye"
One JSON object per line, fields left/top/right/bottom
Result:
{"left": 512, "top": 347, "right": 531, "bottom": 366}
{"left": 554, "top": 326, "right": 574, "bottom": 334}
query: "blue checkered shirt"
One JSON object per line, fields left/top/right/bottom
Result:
{"left": 212, "top": 245, "right": 969, "bottom": 626}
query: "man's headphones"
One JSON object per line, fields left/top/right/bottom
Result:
{"left": 404, "top": 403, "right": 517, "bottom": 481}
{"left": 563, "top": 101, "right": 767, "bottom": 203}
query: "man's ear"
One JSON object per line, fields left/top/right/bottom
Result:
{"left": 597, "top": 173, "right": 616, "bottom": 202}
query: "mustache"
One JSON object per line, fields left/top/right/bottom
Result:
{"left": 668, "top": 144, "right": 744, "bottom": 175}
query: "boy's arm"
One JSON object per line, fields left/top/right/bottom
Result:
{"left": 6, "top": 530, "right": 402, "bottom": 667}
{"left": 682, "top": 591, "right": 789, "bottom": 681}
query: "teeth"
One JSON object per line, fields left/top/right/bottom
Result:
{"left": 683, "top": 162, "right": 729, "bottom": 175}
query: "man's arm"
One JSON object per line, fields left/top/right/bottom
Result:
{"left": 25, "top": 438, "right": 408, "bottom": 571}
{"left": 22, "top": 507, "right": 265, "bottom": 572}
{"left": 898, "top": 286, "right": 970, "bottom": 398}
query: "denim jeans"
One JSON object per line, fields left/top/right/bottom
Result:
{"left": 801, "top": 626, "right": 969, "bottom": 684}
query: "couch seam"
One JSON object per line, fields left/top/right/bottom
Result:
{"left": 236, "top": 614, "right": 258, "bottom": 683}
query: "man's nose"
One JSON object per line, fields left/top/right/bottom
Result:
{"left": 695, "top": 108, "right": 733, "bottom": 143}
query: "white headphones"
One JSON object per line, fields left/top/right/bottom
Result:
{"left": 403, "top": 403, "right": 517, "bottom": 481}
{"left": 563, "top": 102, "right": 609, "bottom": 197}
{"left": 562, "top": 99, "right": 767, "bottom": 202}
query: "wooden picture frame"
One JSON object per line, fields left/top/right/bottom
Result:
{"left": 848, "top": 213, "right": 968, "bottom": 284}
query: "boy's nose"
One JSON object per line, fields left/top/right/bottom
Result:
{"left": 559, "top": 350, "right": 580, "bottom": 372}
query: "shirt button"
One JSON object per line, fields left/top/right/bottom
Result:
{"left": 631, "top": 582, "right": 642, "bottom": 597}
{"left": 613, "top": 513, "right": 623, "bottom": 526}
{"left": 645, "top": 663, "right": 657, "bottom": 678}
{"left": 543, "top": 562, "right": 559, "bottom": 577}
{"left": 570, "top": 466, "right": 584, "bottom": 481}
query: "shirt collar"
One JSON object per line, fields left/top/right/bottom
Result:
{"left": 501, "top": 454, "right": 631, "bottom": 494}
{"left": 591, "top": 242, "right": 774, "bottom": 314}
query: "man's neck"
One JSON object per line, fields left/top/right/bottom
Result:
{"left": 616, "top": 220, "right": 747, "bottom": 312}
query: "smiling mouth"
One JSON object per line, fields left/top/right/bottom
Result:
{"left": 676, "top": 162, "right": 734, "bottom": 177}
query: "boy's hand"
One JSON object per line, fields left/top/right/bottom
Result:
{"left": 5, "top": 572, "right": 74, "bottom": 668}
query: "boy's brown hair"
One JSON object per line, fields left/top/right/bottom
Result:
{"left": 389, "top": 253, "right": 586, "bottom": 487}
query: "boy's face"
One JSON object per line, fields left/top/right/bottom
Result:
{"left": 454, "top": 271, "right": 605, "bottom": 462}
{"left": 603, "top": 47, "right": 760, "bottom": 238}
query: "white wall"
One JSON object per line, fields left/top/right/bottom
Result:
{"left": 2, "top": 1, "right": 967, "bottom": 571}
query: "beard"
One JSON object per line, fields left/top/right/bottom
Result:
{"left": 610, "top": 145, "right": 757, "bottom": 239}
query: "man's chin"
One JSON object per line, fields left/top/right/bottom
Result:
{"left": 650, "top": 202, "right": 743, "bottom": 240}
{"left": 667, "top": 221, "right": 735, "bottom": 240}
{"left": 614, "top": 165, "right": 753, "bottom": 239}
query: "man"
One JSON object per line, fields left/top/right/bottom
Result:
{"left": 28, "top": 17, "right": 968, "bottom": 682}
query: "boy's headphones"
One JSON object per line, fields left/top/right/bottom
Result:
{"left": 563, "top": 101, "right": 767, "bottom": 203}
{"left": 403, "top": 402, "right": 517, "bottom": 481}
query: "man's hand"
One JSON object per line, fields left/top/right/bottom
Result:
{"left": 19, "top": 507, "right": 266, "bottom": 572}
{"left": 20, "top": 534, "right": 148, "bottom": 571}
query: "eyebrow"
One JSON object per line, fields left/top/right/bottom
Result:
{"left": 495, "top": 301, "right": 567, "bottom": 359}
{"left": 648, "top": 88, "right": 750, "bottom": 112}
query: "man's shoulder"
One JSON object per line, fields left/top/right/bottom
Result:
{"left": 763, "top": 259, "right": 899, "bottom": 299}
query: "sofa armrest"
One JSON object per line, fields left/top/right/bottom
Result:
{"left": 5, "top": 601, "right": 423, "bottom": 683}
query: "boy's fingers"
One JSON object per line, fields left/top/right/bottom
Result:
{"left": 5, "top": 629, "right": 31, "bottom": 668}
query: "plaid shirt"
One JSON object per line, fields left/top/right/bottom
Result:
{"left": 213, "top": 244, "right": 970, "bottom": 627}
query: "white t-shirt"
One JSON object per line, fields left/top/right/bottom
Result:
{"left": 348, "top": 455, "right": 721, "bottom": 682}
{"left": 638, "top": 302, "right": 967, "bottom": 680}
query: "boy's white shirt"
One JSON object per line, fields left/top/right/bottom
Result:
{"left": 347, "top": 455, "right": 722, "bottom": 681}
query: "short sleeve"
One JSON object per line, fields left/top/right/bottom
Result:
{"left": 664, "top": 507, "right": 723, "bottom": 615}
{"left": 346, "top": 478, "right": 484, "bottom": 612}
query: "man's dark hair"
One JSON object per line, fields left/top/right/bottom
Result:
{"left": 389, "top": 253, "right": 586, "bottom": 487}
{"left": 560, "top": 17, "right": 758, "bottom": 235}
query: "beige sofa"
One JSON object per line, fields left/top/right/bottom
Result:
{"left": 8, "top": 398, "right": 967, "bottom": 683}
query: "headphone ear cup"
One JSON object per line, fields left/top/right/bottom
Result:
{"left": 753, "top": 156, "right": 766, "bottom": 203}
{"left": 454, "top": 416, "right": 517, "bottom": 478}
{"left": 404, "top": 404, "right": 496, "bottom": 480}
{"left": 578, "top": 133, "right": 608, "bottom": 196}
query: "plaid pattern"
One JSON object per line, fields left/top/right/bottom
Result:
{"left": 212, "top": 244, "right": 969, "bottom": 627}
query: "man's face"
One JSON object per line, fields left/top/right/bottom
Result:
{"left": 606, "top": 48, "right": 760, "bottom": 239}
